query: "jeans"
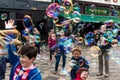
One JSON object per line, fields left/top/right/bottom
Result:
{"left": 55, "top": 51, "right": 66, "bottom": 71}
{"left": 50, "top": 50, "right": 54, "bottom": 60}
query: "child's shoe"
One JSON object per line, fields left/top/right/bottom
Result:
{"left": 59, "top": 69, "right": 68, "bottom": 76}
{"left": 53, "top": 71, "right": 57, "bottom": 74}
{"left": 36, "top": 54, "right": 41, "bottom": 60}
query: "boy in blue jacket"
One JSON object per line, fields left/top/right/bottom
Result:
{"left": 70, "top": 46, "right": 89, "bottom": 80}
{"left": 8, "top": 44, "right": 42, "bottom": 80}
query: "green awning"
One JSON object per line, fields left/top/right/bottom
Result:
{"left": 79, "top": 14, "right": 100, "bottom": 23}
{"left": 60, "top": 13, "right": 120, "bottom": 23}
{"left": 79, "top": 14, "right": 120, "bottom": 23}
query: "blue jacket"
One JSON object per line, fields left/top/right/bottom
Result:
{"left": 70, "top": 56, "right": 89, "bottom": 80}
{"left": 7, "top": 44, "right": 42, "bottom": 80}
{"left": 71, "top": 56, "right": 89, "bottom": 69}
{"left": 11, "top": 62, "right": 42, "bottom": 80}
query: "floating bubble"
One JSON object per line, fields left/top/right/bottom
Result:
{"left": 90, "top": 4, "right": 96, "bottom": 9}
{"left": 46, "top": 3, "right": 59, "bottom": 18}
{"left": 55, "top": 5, "right": 66, "bottom": 12}
{"left": 88, "top": 46, "right": 101, "bottom": 58}
{"left": 110, "top": 6, "right": 115, "bottom": 10}
{"left": 73, "top": 3, "right": 80, "bottom": 12}
{"left": 109, "top": 48, "right": 120, "bottom": 65}
{"left": 57, "top": 0, "right": 64, "bottom": 4}
{"left": 73, "top": 11, "right": 81, "bottom": 16}
{"left": 1, "top": 13, "right": 8, "bottom": 20}
{"left": 85, "top": 32, "right": 94, "bottom": 46}
{"left": 63, "top": 0, "right": 73, "bottom": 14}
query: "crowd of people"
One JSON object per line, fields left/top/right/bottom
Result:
{"left": 0, "top": 13, "right": 90, "bottom": 80}
{"left": 0, "top": 0, "right": 120, "bottom": 79}
{"left": 0, "top": 15, "right": 43, "bottom": 80}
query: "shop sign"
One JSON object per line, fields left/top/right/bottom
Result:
{"left": 85, "top": 6, "right": 110, "bottom": 15}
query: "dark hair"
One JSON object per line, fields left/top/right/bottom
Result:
{"left": 76, "top": 68, "right": 89, "bottom": 74}
{"left": 18, "top": 44, "right": 38, "bottom": 59}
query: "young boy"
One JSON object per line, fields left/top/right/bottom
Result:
{"left": 70, "top": 46, "right": 89, "bottom": 80}
{"left": 7, "top": 44, "right": 42, "bottom": 80}
{"left": 75, "top": 68, "right": 89, "bottom": 80}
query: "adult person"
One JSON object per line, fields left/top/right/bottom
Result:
{"left": 96, "top": 24, "right": 118, "bottom": 77}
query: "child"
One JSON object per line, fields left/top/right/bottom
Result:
{"left": 7, "top": 44, "right": 42, "bottom": 80}
{"left": 48, "top": 29, "right": 56, "bottom": 64}
{"left": 53, "top": 31, "right": 67, "bottom": 74}
{"left": 75, "top": 68, "right": 89, "bottom": 80}
{"left": 0, "top": 48, "right": 8, "bottom": 80}
{"left": 70, "top": 46, "right": 89, "bottom": 80}
{"left": 33, "top": 27, "right": 41, "bottom": 60}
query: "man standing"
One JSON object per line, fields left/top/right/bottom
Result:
{"left": 96, "top": 24, "right": 117, "bottom": 77}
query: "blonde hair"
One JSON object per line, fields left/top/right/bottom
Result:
{"left": 72, "top": 46, "right": 81, "bottom": 55}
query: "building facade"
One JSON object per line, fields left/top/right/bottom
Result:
{"left": 0, "top": 0, "right": 52, "bottom": 30}
{"left": 74, "top": 0, "right": 120, "bottom": 16}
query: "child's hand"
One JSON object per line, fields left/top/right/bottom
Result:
{"left": 70, "top": 60, "right": 77, "bottom": 66}
{"left": 5, "top": 19, "right": 16, "bottom": 29}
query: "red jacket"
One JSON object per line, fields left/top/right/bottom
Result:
{"left": 48, "top": 38, "right": 56, "bottom": 48}
{"left": 74, "top": 73, "right": 81, "bottom": 80}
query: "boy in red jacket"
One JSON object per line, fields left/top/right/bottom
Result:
{"left": 74, "top": 68, "right": 89, "bottom": 80}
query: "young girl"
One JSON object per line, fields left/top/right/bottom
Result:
{"left": 48, "top": 29, "right": 56, "bottom": 63}
{"left": 70, "top": 46, "right": 89, "bottom": 80}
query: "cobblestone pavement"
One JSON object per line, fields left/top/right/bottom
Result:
{"left": 5, "top": 46, "right": 120, "bottom": 80}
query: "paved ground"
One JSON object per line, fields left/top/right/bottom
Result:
{"left": 5, "top": 46, "right": 120, "bottom": 80}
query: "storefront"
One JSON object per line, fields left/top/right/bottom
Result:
{"left": 74, "top": 0, "right": 120, "bottom": 23}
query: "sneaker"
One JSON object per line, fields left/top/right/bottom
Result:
{"left": 104, "top": 74, "right": 109, "bottom": 77}
{"left": 53, "top": 71, "right": 57, "bottom": 74}
{"left": 59, "top": 69, "right": 68, "bottom": 76}
{"left": 36, "top": 54, "right": 41, "bottom": 60}
{"left": 96, "top": 73, "right": 103, "bottom": 76}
